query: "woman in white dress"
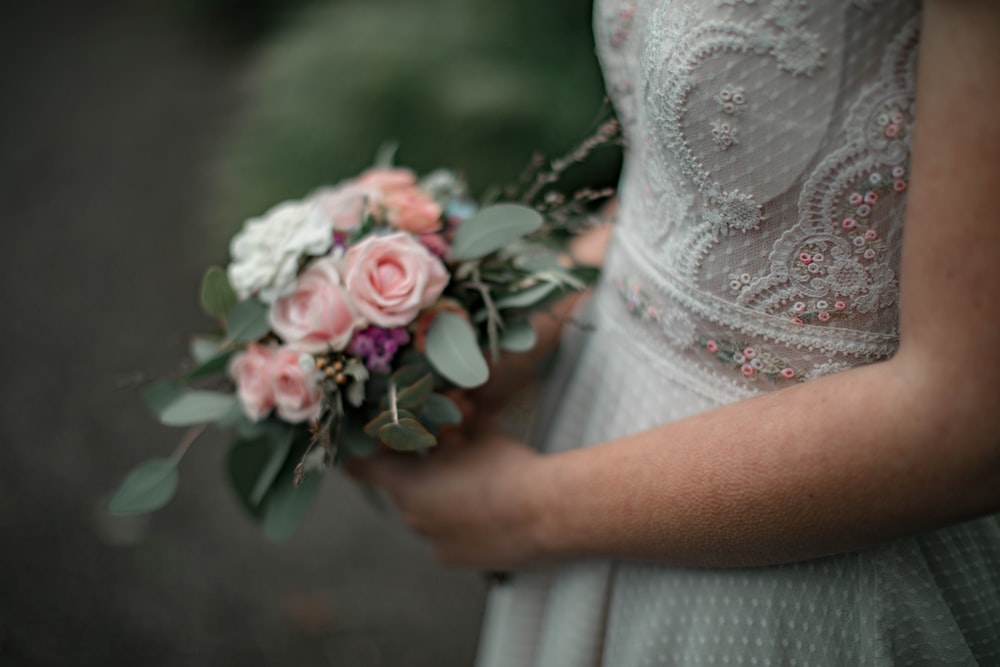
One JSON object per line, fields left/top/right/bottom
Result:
{"left": 350, "top": 1, "right": 1000, "bottom": 664}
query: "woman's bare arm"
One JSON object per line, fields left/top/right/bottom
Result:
{"left": 350, "top": 0, "right": 1000, "bottom": 570}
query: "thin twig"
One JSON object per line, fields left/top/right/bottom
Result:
{"left": 170, "top": 424, "right": 208, "bottom": 465}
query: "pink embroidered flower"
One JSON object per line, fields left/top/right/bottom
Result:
{"left": 834, "top": 300, "right": 847, "bottom": 311}
{"left": 343, "top": 232, "right": 449, "bottom": 327}
{"left": 842, "top": 218, "right": 857, "bottom": 230}
{"left": 864, "top": 248, "right": 877, "bottom": 259}
{"left": 818, "top": 311, "right": 831, "bottom": 322}
{"left": 741, "top": 363, "right": 755, "bottom": 377}
{"left": 893, "top": 180, "right": 907, "bottom": 192}
{"left": 865, "top": 229, "right": 878, "bottom": 240}
{"left": 799, "top": 252, "right": 812, "bottom": 264}
{"left": 383, "top": 187, "right": 443, "bottom": 233}
{"left": 228, "top": 344, "right": 276, "bottom": 421}
{"left": 793, "top": 301, "right": 807, "bottom": 313}
{"left": 792, "top": 317, "right": 805, "bottom": 325}
{"left": 849, "top": 193, "right": 863, "bottom": 206}
{"left": 892, "top": 166, "right": 906, "bottom": 179}
{"left": 890, "top": 111, "right": 905, "bottom": 125}
{"left": 885, "top": 124, "right": 899, "bottom": 138}
{"left": 271, "top": 347, "right": 324, "bottom": 423}
{"left": 780, "top": 368, "right": 796, "bottom": 380}
{"left": 705, "top": 340, "right": 719, "bottom": 353}
{"left": 743, "top": 347, "right": 756, "bottom": 359}
{"left": 268, "top": 257, "right": 364, "bottom": 353}
{"left": 864, "top": 192, "right": 879, "bottom": 205}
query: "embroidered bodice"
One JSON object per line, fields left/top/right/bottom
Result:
{"left": 593, "top": 0, "right": 920, "bottom": 399}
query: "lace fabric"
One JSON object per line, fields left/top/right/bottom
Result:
{"left": 594, "top": 0, "right": 916, "bottom": 392}
{"left": 475, "top": 2, "right": 1000, "bottom": 665}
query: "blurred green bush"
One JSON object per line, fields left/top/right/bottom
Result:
{"left": 210, "top": 0, "right": 620, "bottom": 236}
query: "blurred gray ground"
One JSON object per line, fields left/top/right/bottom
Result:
{"left": 0, "top": 1, "right": 486, "bottom": 665}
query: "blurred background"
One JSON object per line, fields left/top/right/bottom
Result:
{"left": 0, "top": 0, "right": 617, "bottom": 664}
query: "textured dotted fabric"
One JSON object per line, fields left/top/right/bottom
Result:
{"left": 475, "top": 1, "right": 1000, "bottom": 665}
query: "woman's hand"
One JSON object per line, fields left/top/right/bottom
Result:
{"left": 346, "top": 427, "right": 551, "bottom": 570}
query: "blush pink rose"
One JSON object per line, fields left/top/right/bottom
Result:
{"left": 228, "top": 344, "right": 276, "bottom": 422}
{"left": 268, "top": 257, "right": 364, "bottom": 353}
{"left": 271, "top": 348, "right": 324, "bottom": 423}
{"left": 383, "top": 187, "right": 443, "bottom": 233}
{"left": 356, "top": 167, "right": 417, "bottom": 194}
{"left": 343, "top": 232, "right": 449, "bottom": 327}
{"left": 311, "top": 182, "right": 375, "bottom": 231}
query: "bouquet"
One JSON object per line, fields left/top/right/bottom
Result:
{"left": 109, "top": 131, "right": 617, "bottom": 540}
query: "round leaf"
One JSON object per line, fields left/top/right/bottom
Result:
{"left": 500, "top": 320, "right": 538, "bottom": 352}
{"left": 396, "top": 373, "right": 435, "bottom": 410}
{"left": 200, "top": 266, "right": 238, "bottom": 319}
{"left": 450, "top": 204, "right": 544, "bottom": 261}
{"left": 159, "top": 391, "right": 238, "bottom": 426}
{"left": 378, "top": 418, "right": 437, "bottom": 451}
{"left": 421, "top": 393, "right": 463, "bottom": 430}
{"left": 262, "top": 468, "right": 323, "bottom": 542}
{"left": 425, "top": 312, "right": 489, "bottom": 388}
{"left": 226, "top": 298, "right": 270, "bottom": 343}
{"left": 108, "top": 459, "right": 179, "bottom": 515}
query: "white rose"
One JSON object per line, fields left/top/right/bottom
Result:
{"left": 227, "top": 200, "right": 334, "bottom": 303}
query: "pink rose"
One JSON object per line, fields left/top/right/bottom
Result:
{"left": 311, "top": 182, "right": 375, "bottom": 231}
{"left": 268, "top": 257, "right": 364, "bottom": 353}
{"left": 384, "top": 187, "right": 443, "bottom": 233}
{"left": 228, "top": 344, "right": 276, "bottom": 422}
{"left": 343, "top": 232, "right": 449, "bottom": 327}
{"left": 271, "top": 348, "right": 324, "bottom": 423}
{"left": 356, "top": 167, "right": 417, "bottom": 194}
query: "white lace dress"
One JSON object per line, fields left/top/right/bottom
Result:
{"left": 475, "top": 1, "right": 1000, "bottom": 665}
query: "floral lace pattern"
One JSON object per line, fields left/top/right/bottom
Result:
{"left": 594, "top": 0, "right": 920, "bottom": 394}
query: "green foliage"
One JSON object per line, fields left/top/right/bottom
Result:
{"left": 395, "top": 373, "right": 434, "bottom": 411}
{"left": 154, "top": 390, "right": 238, "bottom": 427}
{"left": 225, "top": 298, "right": 270, "bottom": 343}
{"left": 425, "top": 312, "right": 490, "bottom": 389}
{"left": 378, "top": 418, "right": 436, "bottom": 451}
{"left": 450, "top": 204, "right": 544, "bottom": 261}
{"left": 421, "top": 393, "right": 463, "bottom": 433}
{"left": 227, "top": 427, "right": 322, "bottom": 540}
{"left": 499, "top": 319, "right": 537, "bottom": 352}
{"left": 200, "top": 266, "right": 238, "bottom": 319}
{"left": 108, "top": 459, "right": 180, "bottom": 515}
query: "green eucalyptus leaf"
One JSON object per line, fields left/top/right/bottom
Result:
{"left": 159, "top": 391, "right": 238, "bottom": 426}
{"left": 570, "top": 264, "right": 601, "bottom": 287}
{"left": 200, "top": 266, "right": 238, "bottom": 319}
{"left": 184, "top": 350, "right": 236, "bottom": 381}
{"left": 493, "top": 282, "right": 560, "bottom": 310}
{"left": 396, "top": 373, "right": 434, "bottom": 410}
{"left": 190, "top": 336, "right": 224, "bottom": 364}
{"left": 500, "top": 320, "right": 538, "bottom": 352}
{"left": 425, "top": 312, "right": 489, "bottom": 389}
{"left": 450, "top": 204, "right": 544, "bottom": 261}
{"left": 262, "top": 465, "right": 322, "bottom": 542}
{"left": 226, "top": 298, "right": 270, "bottom": 343}
{"left": 391, "top": 364, "right": 428, "bottom": 389}
{"left": 378, "top": 418, "right": 437, "bottom": 451}
{"left": 363, "top": 408, "right": 417, "bottom": 438}
{"left": 108, "top": 459, "right": 179, "bottom": 515}
{"left": 421, "top": 393, "right": 463, "bottom": 432}
{"left": 227, "top": 425, "right": 295, "bottom": 515}
{"left": 142, "top": 380, "right": 186, "bottom": 418}
{"left": 340, "top": 420, "right": 379, "bottom": 460}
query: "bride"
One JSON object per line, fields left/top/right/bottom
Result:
{"left": 351, "top": 1, "right": 1000, "bottom": 664}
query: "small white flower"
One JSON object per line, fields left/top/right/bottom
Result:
{"left": 227, "top": 200, "right": 334, "bottom": 303}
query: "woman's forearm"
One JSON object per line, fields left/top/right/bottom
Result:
{"left": 526, "top": 352, "right": 1000, "bottom": 567}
